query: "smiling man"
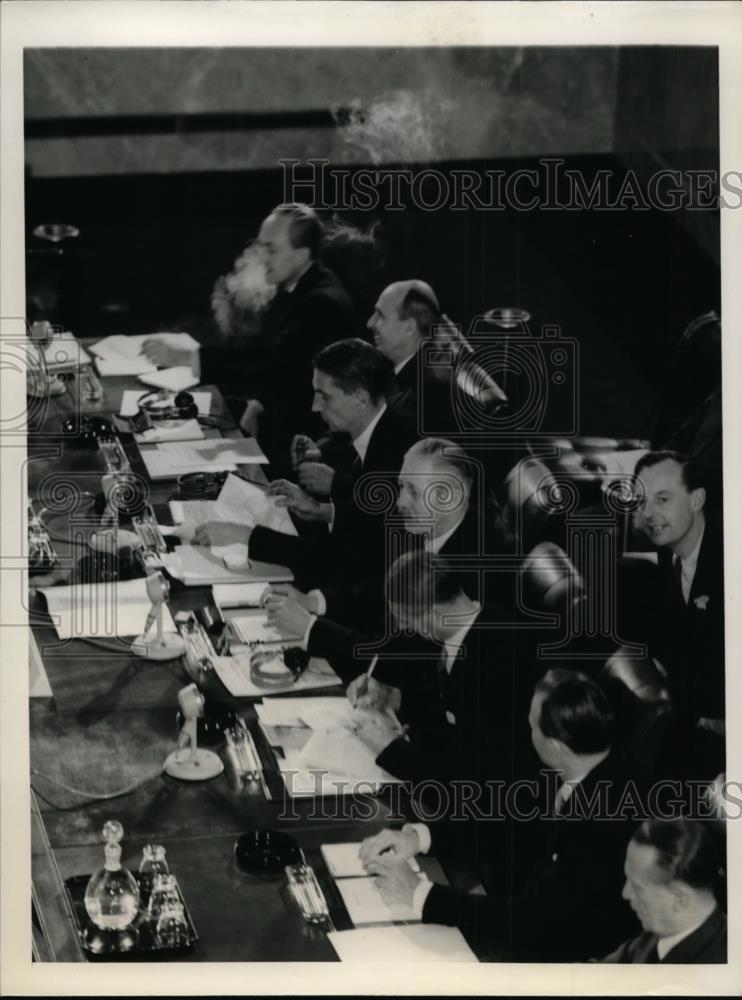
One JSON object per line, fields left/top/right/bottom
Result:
{"left": 633, "top": 451, "right": 725, "bottom": 777}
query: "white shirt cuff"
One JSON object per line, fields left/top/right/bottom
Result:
{"left": 189, "top": 347, "right": 201, "bottom": 379}
{"left": 328, "top": 502, "right": 335, "bottom": 533}
{"left": 411, "top": 877, "right": 434, "bottom": 920}
{"left": 301, "top": 614, "right": 317, "bottom": 651}
{"left": 403, "top": 823, "right": 431, "bottom": 854}
{"left": 308, "top": 589, "right": 326, "bottom": 616}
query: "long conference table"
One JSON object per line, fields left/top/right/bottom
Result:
{"left": 27, "top": 353, "right": 457, "bottom": 964}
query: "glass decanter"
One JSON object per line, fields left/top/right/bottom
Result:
{"left": 84, "top": 820, "right": 141, "bottom": 931}
{"left": 139, "top": 844, "right": 169, "bottom": 891}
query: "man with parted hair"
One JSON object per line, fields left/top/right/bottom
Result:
{"left": 361, "top": 667, "right": 641, "bottom": 962}
{"left": 143, "top": 202, "right": 354, "bottom": 460}
{"left": 632, "top": 450, "right": 724, "bottom": 776}
{"left": 601, "top": 818, "right": 726, "bottom": 962}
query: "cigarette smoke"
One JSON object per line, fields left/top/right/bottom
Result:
{"left": 333, "top": 90, "right": 448, "bottom": 165}
{"left": 210, "top": 242, "right": 276, "bottom": 340}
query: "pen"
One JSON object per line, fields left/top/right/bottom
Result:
{"left": 353, "top": 655, "right": 378, "bottom": 705}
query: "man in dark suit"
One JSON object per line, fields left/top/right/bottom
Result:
{"left": 361, "top": 669, "right": 641, "bottom": 962}
{"left": 143, "top": 203, "right": 354, "bottom": 462}
{"left": 195, "top": 339, "right": 417, "bottom": 634}
{"left": 601, "top": 818, "right": 726, "bottom": 963}
{"left": 633, "top": 451, "right": 725, "bottom": 776}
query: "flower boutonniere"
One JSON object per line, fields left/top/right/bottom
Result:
{"left": 693, "top": 595, "right": 710, "bottom": 611}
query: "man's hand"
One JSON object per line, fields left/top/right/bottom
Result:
{"left": 290, "top": 434, "right": 322, "bottom": 470}
{"left": 365, "top": 856, "right": 420, "bottom": 908}
{"left": 352, "top": 710, "right": 404, "bottom": 755}
{"left": 297, "top": 462, "right": 335, "bottom": 497}
{"left": 262, "top": 583, "right": 320, "bottom": 615}
{"left": 192, "top": 521, "right": 251, "bottom": 547}
{"left": 141, "top": 339, "right": 191, "bottom": 368}
{"left": 347, "top": 675, "right": 402, "bottom": 714}
{"left": 239, "top": 399, "right": 264, "bottom": 438}
{"left": 264, "top": 596, "right": 313, "bottom": 638}
{"left": 267, "top": 479, "right": 332, "bottom": 522}
{"left": 359, "top": 828, "right": 421, "bottom": 867}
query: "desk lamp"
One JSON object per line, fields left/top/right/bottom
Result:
{"left": 132, "top": 571, "right": 185, "bottom": 661}
{"left": 164, "top": 683, "right": 224, "bottom": 781}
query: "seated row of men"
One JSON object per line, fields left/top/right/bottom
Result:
{"left": 151, "top": 203, "right": 725, "bottom": 962}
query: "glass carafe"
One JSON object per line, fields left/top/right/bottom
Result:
{"left": 84, "top": 820, "right": 141, "bottom": 931}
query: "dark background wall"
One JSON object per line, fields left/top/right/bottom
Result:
{"left": 23, "top": 46, "right": 720, "bottom": 440}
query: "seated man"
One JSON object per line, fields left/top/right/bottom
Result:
{"left": 601, "top": 818, "right": 726, "bottom": 962}
{"left": 360, "top": 669, "right": 641, "bottom": 962}
{"left": 143, "top": 202, "right": 354, "bottom": 463}
{"left": 193, "top": 338, "right": 418, "bottom": 636}
{"left": 632, "top": 450, "right": 724, "bottom": 777}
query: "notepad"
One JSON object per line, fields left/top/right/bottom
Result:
{"left": 120, "top": 389, "right": 212, "bottom": 418}
{"left": 39, "top": 577, "right": 177, "bottom": 640}
{"left": 328, "top": 925, "right": 477, "bottom": 962}
{"left": 321, "top": 842, "right": 420, "bottom": 879}
{"left": 297, "top": 731, "right": 398, "bottom": 784}
{"left": 138, "top": 366, "right": 199, "bottom": 392}
{"left": 335, "top": 875, "right": 427, "bottom": 925}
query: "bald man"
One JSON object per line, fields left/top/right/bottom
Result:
{"left": 367, "top": 280, "right": 459, "bottom": 435}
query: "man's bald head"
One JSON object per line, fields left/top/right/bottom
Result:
{"left": 368, "top": 279, "right": 441, "bottom": 365}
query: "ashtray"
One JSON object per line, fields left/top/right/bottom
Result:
{"left": 234, "top": 829, "right": 301, "bottom": 879}
{"left": 63, "top": 873, "right": 198, "bottom": 961}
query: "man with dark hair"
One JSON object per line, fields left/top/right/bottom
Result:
{"left": 361, "top": 668, "right": 640, "bottom": 961}
{"left": 143, "top": 202, "right": 354, "bottom": 461}
{"left": 633, "top": 450, "right": 724, "bottom": 776}
{"left": 601, "top": 818, "right": 726, "bottom": 962}
{"left": 196, "top": 339, "right": 417, "bottom": 635}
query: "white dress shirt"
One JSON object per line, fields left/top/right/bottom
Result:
{"left": 393, "top": 352, "right": 417, "bottom": 376}
{"left": 351, "top": 403, "right": 387, "bottom": 464}
{"left": 675, "top": 524, "right": 704, "bottom": 604}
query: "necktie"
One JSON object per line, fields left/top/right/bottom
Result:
{"left": 644, "top": 941, "right": 660, "bottom": 963}
{"left": 673, "top": 555, "right": 686, "bottom": 603}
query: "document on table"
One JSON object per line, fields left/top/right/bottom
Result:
{"left": 120, "top": 389, "right": 212, "bottom": 418}
{"left": 255, "top": 696, "right": 352, "bottom": 729}
{"left": 39, "top": 577, "right": 177, "bottom": 639}
{"left": 212, "top": 582, "right": 269, "bottom": 607}
{"left": 277, "top": 749, "right": 402, "bottom": 797}
{"left": 164, "top": 544, "right": 292, "bottom": 586}
{"left": 297, "top": 731, "right": 400, "bottom": 784}
{"left": 134, "top": 419, "right": 204, "bottom": 443}
{"left": 217, "top": 474, "right": 297, "bottom": 536}
{"left": 327, "top": 925, "right": 478, "bottom": 962}
{"left": 335, "top": 875, "right": 427, "bottom": 925}
{"left": 139, "top": 439, "right": 267, "bottom": 480}
{"left": 90, "top": 332, "right": 200, "bottom": 361}
{"left": 96, "top": 356, "right": 158, "bottom": 377}
{"left": 321, "top": 842, "right": 420, "bottom": 879}
{"left": 212, "top": 653, "right": 340, "bottom": 698}
{"left": 229, "top": 612, "right": 298, "bottom": 645}
{"left": 138, "top": 365, "right": 199, "bottom": 391}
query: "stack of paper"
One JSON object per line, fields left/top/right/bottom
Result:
{"left": 335, "top": 875, "right": 427, "bottom": 925}
{"left": 139, "top": 439, "right": 267, "bottom": 480}
{"left": 327, "top": 925, "right": 478, "bottom": 962}
{"left": 39, "top": 577, "right": 177, "bottom": 639}
{"left": 138, "top": 366, "right": 199, "bottom": 391}
{"left": 96, "top": 357, "right": 158, "bottom": 377}
{"left": 213, "top": 582, "right": 269, "bottom": 607}
{"left": 255, "top": 696, "right": 351, "bottom": 729}
{"left": 321, "top": 842, "right": 420, "bottom": 879}
{"left": 134, "top": 419, "right": 204, "bottom": 444}
{"left": 229, "top": 612, "right": 297, "bottom": 645}
{"left": 168, "top": 474, "right": 296, "bottom": 537}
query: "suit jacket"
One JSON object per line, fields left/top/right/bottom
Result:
{"left": 600, "top": 906, "right": 726, "bottom": 963}
{"left": 651, "top": 517, "right": 725, "bottom": 724}
{"left": 385, "top": 348, "right": 458, "bottom": 437}
{"left": 421, "top": 751, "right": 641, "bottom": 962}
{"left": 250, "top": 406, "right": 418, "bottom": 633}
{"left": 200, "top": 261, "right": 354, "bottom": 458}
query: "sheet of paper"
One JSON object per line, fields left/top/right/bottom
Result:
{"left": 166, "top": 544, "right": 292, "bottom": 586}
{"left": 140, "top": 440, "right": 267, "bottom": 480}
{"left": 296, "top": 700, "right": 356, "bottom": 733}
{"left": 168, "top": 499, "right": 219, "bottom": 525}
{"left": 297, "top": 731, "right": 400, "bottom": 784}
{"left": 120, "top": 389, "right": 212, "bottom": 418}
{"left": 335, "top": 876, "right": 426, "bottom": 925}
{"left": 327, "top": 925, "right": 477, "bottom": 962}
{"left": 321, "top": 842, "right": 419, "bottom": 879}
{"left": 39, "top": 578, "right": 176, "bottom": 639}
{"left": 212, "top": 653, "right": 340, "bottom": 698}
{"left": 217, "top": 474, "right": 297, "bottom": 537}
{"left": 255, "top": 696, "right": 350, "bottom": 728}
{"left": 90, "top": 332, "right": 200, "bottom": 360}
{"left": 134, "top": 419, "right": 204, "bottom": 443}
{"left": 97, "top": 357, "right": 158, "bottom": 377}
{"left": 212, "top": 582, "right": 269, "bottom": 607}
{"left": 138, "top": 365, "right": 199, "bottom": 391}
{"left": 229, "top": 612, "right": 296, "bottom": 644}
{"left": 278, "top": 749, "right": 390, "bottom": 798}
{"left": 211, "top": 542, "right": 251, "bottom": 569}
